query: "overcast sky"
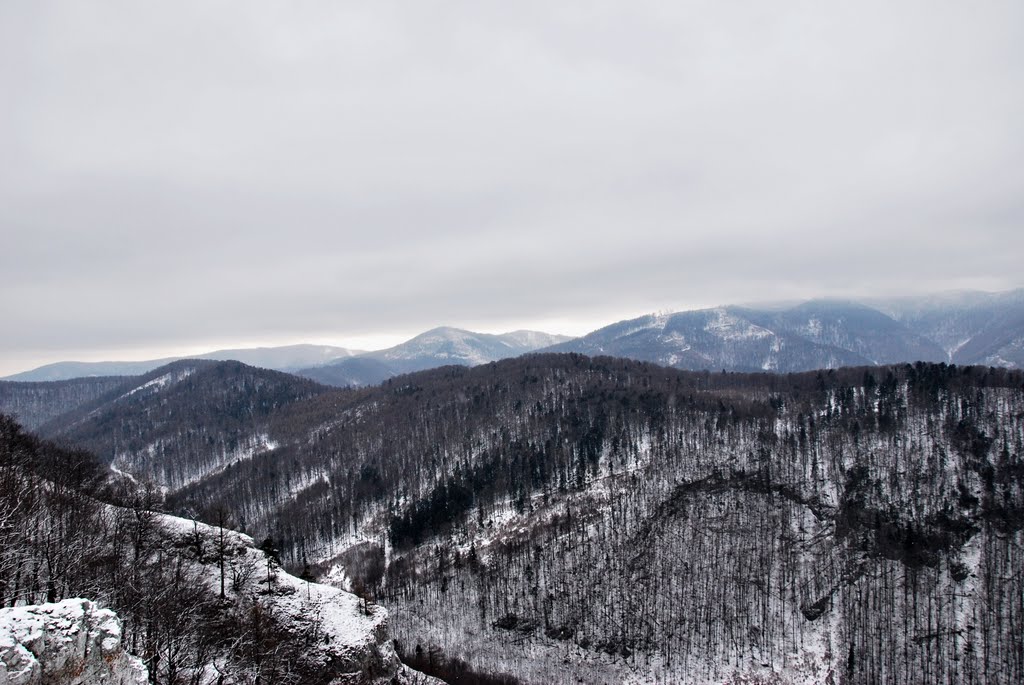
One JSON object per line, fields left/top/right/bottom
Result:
{"left": 2, "top": 1, "right": 1022, "bottom": 375}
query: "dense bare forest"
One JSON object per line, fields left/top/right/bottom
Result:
{"left": 0, "top": 375, "right": 130, "bottom": 429}
{"left": 369, "top": 362, "right": 1024, "bottom": 683}
{"left": 39, "top": 355, "right": 1019, "bottom": 682}
{"left": 37, "top": 360, "right": 328, "bottom": 491}
{"left": 3, "top": 355, "right": 1020, "bottom": 682}
{"left": 0, "top": 414, "right": 431, "bottom": 684}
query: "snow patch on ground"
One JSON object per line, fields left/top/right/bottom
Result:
{"left": 612, "top": 313, "right": 673, "bottom": 341}
{"left": 657, "top": 331, "right": 691, "bottom": 366}
{"left": 706, "top": 309, "right": 774, "bottom": 341}
{"left": 803, "top": 317, "right": 823, "bottom": 338}
{"left": 983, "top": 355, "right": 1015, "bottom": 368}
{"left": 946, "top": 337, "right": 972, "bottom": 361}
{"left": 118, "top": 367, "right": 196, "bottom": 401}
{"left": 109, "top": 462, "right": 139, "bottom": 486}
{"left": 113, "top": 432, "right": 279, "bottom": 491}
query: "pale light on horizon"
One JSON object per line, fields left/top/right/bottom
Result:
{"left": 4, "top": 282, "right": 1023, "bottom": 378}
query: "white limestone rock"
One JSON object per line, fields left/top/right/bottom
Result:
{"left": 0, "top": 599, "right": 147, "bottom": 685}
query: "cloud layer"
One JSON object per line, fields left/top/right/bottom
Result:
{"left": 2, "top": 1, "right": 1022, "bottom": 374}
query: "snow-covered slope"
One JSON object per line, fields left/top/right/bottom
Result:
{"left": 543, "top": 307, "right": 870, "bottom": 371}
{"left": 872, "top": 288, "right": 1024, "bottom": 365}
{"left": 297, "top": 327, "right": 572, "bottom": 386}
{"left": 0, "top": 412, "right": 439, "bottom": 685}
{"left": 543, "top": 300, "right": 955, "bottom": 371}
{"left": 743, "top": 299, "right": 947, "bottom": 364}
{"left": 493, "top": 329, "right": 573, "bottom": 351}
{"left": 36, "top": 360, "right": 327, "bottom": 491}
{"left": 158, "top": 357, "right": 1024, "bottom": 684}
{"left": 0, "top": 599, "right": 147, "bottom": 685}
{"left": 0, "top": 508, "right": 436, "bottom": 685}
{"left": 371, "top": 327, "right": 567, "bottom": 372}
{"left": 152, "top": 514, "right": 438, "bottom": 684}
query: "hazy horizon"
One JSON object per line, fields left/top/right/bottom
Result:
{"left": 4, "top": 285, "right": 1023, "bottom": 377}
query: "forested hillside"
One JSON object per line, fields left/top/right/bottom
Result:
{"left": 38, "top": 359, "right": 329, "bottom": 491}
{"left": 0, "top": 375, "right": 131, "bottom": 429}
{"left": 0, "top": 413, "right": 434, "bottom": 684}
{"left": 95, "top": 354, "right": 1019, "bottom": 684}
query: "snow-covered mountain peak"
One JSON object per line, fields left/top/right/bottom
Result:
{"left": 496, "top": 329, "right": 573, "bottom": 350}
{"left": 313, "top": 326, "right": 573, "bottom": 371}
{"left": 381, "top": 327, "right": 498, "bottom": 364}
{"left": 402, "top": 327, "right": 481, "bottom": 348}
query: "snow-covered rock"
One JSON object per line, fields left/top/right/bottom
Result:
{"left": 155, "top": 514, "right": 436, "bottom": 684}
{"left": 0, "top": 599, "right": 147, "bottom": 685}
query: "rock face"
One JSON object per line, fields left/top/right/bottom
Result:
{"left": 0, "top": 599, "right": 147, "bottom": 685}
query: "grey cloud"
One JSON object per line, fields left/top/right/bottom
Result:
{"left": 1, "top": 1, "right": 1022, "bottom": 374}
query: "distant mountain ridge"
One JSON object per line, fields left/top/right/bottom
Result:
{"left": 4, "top": 330, "right": 571, "bottom": 387}
{"left": 37, "top": 359, "right": 328, "bottom": 491}
{"left": 540, "top": 291, "right": 1023, "bottom": 373}
{"left": 870, "top": 289, "right": 1024, "bottom": 368}
{"left": 294, "top": 327, "right": 573, "bottom": 387}
{"left": 5, "top": 289, "right": 1022, "bottom": 385}
{"left": 3, "top": 344, "right": 359, "bottom": 382}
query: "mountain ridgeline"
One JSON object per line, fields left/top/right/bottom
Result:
{"left": 876, "top": 289, "right": 1024, "bottom": 368}
{"left": 4, "top": 290, "right": 1023, "bottom": 389}
{"left": 1, "top": 344, "right": 361, "bottom": 382}
{"left": 0, "top": 329, "right": 570, "bottom": 386}
{"left": 32, "top": 353, "right": 1024, "bottom": 683}
{"left": 294, "top": 327, "right": 573, "bottom": 387}
{"left": 543, "top": 293, "right": 1024, "bottom": 374}
{"left": 39, "top": 360, "right": 328, "bottom": 491}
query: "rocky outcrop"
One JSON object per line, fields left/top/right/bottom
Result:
{"left": 0, "top": 599, "right": 147, "bottom": 685}
{"left": 156, "top": 515, "right": 437, "bottom": 685}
